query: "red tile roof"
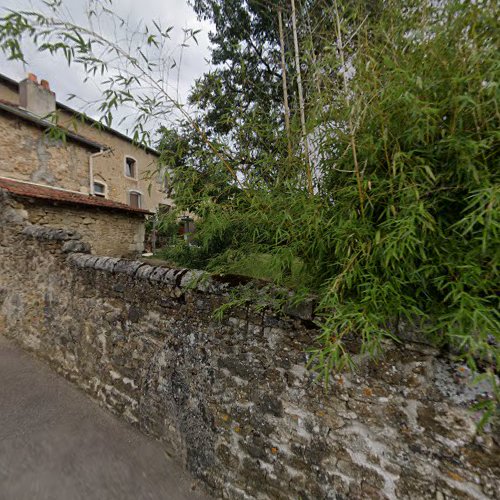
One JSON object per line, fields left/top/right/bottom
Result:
{"left": 0, "top": 177, "right": 152, "bottom": 215}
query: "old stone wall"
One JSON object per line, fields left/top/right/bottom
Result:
{"left": 0, "top": 110, "right": 91, "bottom": 193}
{"left": 25, "top": 200, "right": 145, "bottom": 257}
{"left": 0, "top": 77, "right": 20, "bottom": 103}
{"left": 3, "top": 192, "right": 144, "bottom": 257}
{"left": 0, "top": 192, "right": 498, "bottom": 500}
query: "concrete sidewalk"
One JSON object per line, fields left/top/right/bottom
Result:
{"left": 0, "top": 335, "right": 210, "bottom": 500}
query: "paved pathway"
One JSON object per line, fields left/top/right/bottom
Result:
{"left": 0, "top": 335, "right": 211, "bottom": 500}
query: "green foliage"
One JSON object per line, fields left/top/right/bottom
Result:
{"left": 471, "top": 370, "right": 500, "bottom": 432}
{"left": 189, "top": 0, "right": 283, "bottom": 148}
{"left": 1, "top": 0, "right": 498, "bottom": 420}
{"left": 164, "top": 0, "right": 499, "bottom": 391}
{"left": 145, "top": 207, "right": 179, "bottom": 241}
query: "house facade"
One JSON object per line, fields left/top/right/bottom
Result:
{"left": 0, "top": 72, "right": 171, "bottom": 257}
{"left": 0, "top": 72, "right": 172, "bottom": 213}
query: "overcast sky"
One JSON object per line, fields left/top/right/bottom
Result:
{"left": 0, "top": 0, "right": 213, "bottom": 134}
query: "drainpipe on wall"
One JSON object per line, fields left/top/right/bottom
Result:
{"left": 89, "top": 149, "right": 106, "bottom": 195}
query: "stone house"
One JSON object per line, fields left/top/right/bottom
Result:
{"left": 0, "top": 72, "right": 172, "bottom": 212}
{"left": 0, "top": 72, "right": 173, "bottom": 256}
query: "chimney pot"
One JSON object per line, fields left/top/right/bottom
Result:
{"left": 27, "top": 73, "right": 38, "bottom": 83}
{"left": 40, "top": 79, "right": 50, "bottom": 90}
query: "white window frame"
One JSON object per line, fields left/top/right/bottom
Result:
{"left": 92, "top": 180, "right": 107, "bottom": 198}
{"left": 124, "top": 156, "right": 138, "bottom": 179}
{"left": 128, "top": 189, "right": 143, "bottom": 209}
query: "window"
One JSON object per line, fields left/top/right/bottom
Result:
{"left": 125, "top": 156, "right": 137, "bottom": 178}
{"left": 93, "top": 181, "right": 106, "bottom": 197}
{"left": 129, "top": 191, "right": 142, "bottom": 209}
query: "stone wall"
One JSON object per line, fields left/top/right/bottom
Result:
{"left": 0, "top": 193, "right": 498, "bottom": 499}
{"left": 0, "top": 109, "right": 91, "bottom": 193}
{"left": 2, "top": 191, "right": 145, "bottom": 257}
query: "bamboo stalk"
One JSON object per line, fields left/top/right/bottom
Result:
{"left": 333, "top": 1, "right": 365, "bottom": 217}
{"left": 278, "top": 7, "right": 292, "bottom": 160}
{"left": 290, "top": 0, "right": 313, "bottom": 195}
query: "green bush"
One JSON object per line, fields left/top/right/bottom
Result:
{"left": 166, "top": 0, "right": 499, "bottom": 385}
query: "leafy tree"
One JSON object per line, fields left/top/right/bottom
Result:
{"left": 163, "top": 0, "right": 500, "bottom": 395}
{"left": 186, "top": 0, "right": 290, "bottom": 185}
{"left": 1, "top": 0, "right": 498, "bottom": 422}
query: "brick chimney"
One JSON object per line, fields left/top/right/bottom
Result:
{"left": 19, "top": 73, "right": 56, "bottom": 117}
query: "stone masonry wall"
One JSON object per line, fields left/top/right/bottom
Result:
{"left": 0, "top": 110, "right": 91, "bottom": 193}
{"left": 24, "top": 198, "right": 145, "bottom": 257}
{"left": 0, "top": 191, "right": 498, "bottom": 499}
{"left": 0, "top": 78, "right": 19, "bottom": 103}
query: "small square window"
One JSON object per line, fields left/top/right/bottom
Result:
{"left": 93, "top": 182, "right": 106, "bottom": 197}
{"left": 129, "top": 191, "right": 141, "bottom": 208}
{"left": 125, "top": 157, "right": 137, "bottom": 178}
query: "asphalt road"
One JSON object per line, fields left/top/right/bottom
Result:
{"left": 0, "top": 335, "right": 210, "bottom": 500}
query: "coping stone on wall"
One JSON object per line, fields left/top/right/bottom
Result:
{"left": 114, "top": 260, "right": 145, "bottom": 276}
{"left": 22, "top": 224, "right": 82, "bottom": 241}
{"left": 148, "top": 267, "right": 170, "bottom": 283}
{"left": 93, "top": 256, "right": 120, "bottom": 272}
{"left": 84, "top": 256, "right": 101, "bottom": 268}
{"left": 135, "top": 264, "right": 156, "bottom": 280}
{"left": 158, "top": 268, "right": 183, "bottom": 286}
{"left": 180, "top": 269, "right": 208, "bottom": 289}
{"left": 61, "top": 240, "right": 91, "bottom": 254}
{"left": 66, "top": 253, "right": 93, "bottom": 268}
